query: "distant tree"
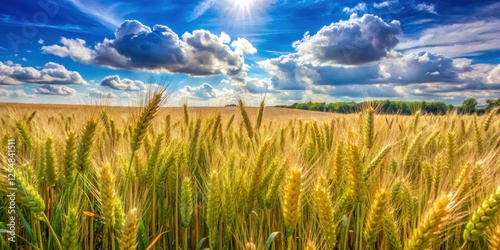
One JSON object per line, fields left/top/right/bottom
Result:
{"left": 276, "top": 99, "right": 457, "bottom": 115}
{"left": 486, "top": 97, "right": 500, "bottom": 110}
{"left": 461, "top": 98, "right": 478, "bottom": 114}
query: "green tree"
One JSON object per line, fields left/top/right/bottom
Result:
{"left": 461, "top": 98, "right": 478, "bottom": 114}
{"left": 486, "top": 97, "right": 500, "bottom": 110}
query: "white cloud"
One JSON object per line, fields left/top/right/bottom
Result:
{"left": 179, "top": 82, "right": 236, "bottom": 101}
{"left": 42, "top": 20, "right": 253, "bottom": 77}
{"left": 38, "top": 39, "right": 44, "bottom": 44}
{"left": 397, "top": 19, "right": 500, "bottom": 57}
{"left": 88, "top": 88, "right": 117, "bottom": 98}
{"left": 0, "top": 88, "right": 35, "bottom": 98}
{"left": 380, "top": 51, "right": 459, "bottom": 83}
{"left": 293, "top": 14, "right": 401, "bottom": 65}
{"left": 486, "top": 65, "right": 500, "bottom": 84}
{"left": 373, "top": 0, "right": 397, "bottom": 8}
{"left": 100, "top": 75, "right": 146, "bottom": 91}
{"left": 0, "top": 61, "right": 87, "bottom": 85}
{"left": 231, "top": 38, "right": 257, "bottom": 55}
{"left": 41, "top": 37, "right": 94, "bottom": 64}
{"left": 186, "top": 0, "right": 216, "bottom": 22}
{"left": 67, "top": 0, "right": 123, "bottom": 28}
{"left": 343, "top": 3, "right": 367, "bottom": 13}
{"left": 33, "top": 84, "right": 77, "bottom": 95}
{"left": 415, "top": 3, "right": 437, "bottom": 14}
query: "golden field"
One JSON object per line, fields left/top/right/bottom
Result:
{"left": 1, "top": 94, "right": 500, "bottom": 250}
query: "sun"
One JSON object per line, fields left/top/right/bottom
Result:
{"left": 223, "top": 0, "right": 264, "bottom": 25}
{"left": 218, "top": 0, "right": 270, "bottom": 29}
{"left": 231, "top": 0, "right": 256, "bottom": 18}
{"left": 233, "top": 0, "right": 253, "bottom": 8}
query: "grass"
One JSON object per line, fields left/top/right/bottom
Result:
{"left": 0, "top": 100, "right": 500, "bottom": 249}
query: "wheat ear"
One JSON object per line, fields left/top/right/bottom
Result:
{"left": 463, "top": 186, "right": 500, "bottom": 242}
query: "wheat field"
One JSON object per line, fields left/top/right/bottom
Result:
{"left": 1, "top": 93, "right": 500, "bottom": 250}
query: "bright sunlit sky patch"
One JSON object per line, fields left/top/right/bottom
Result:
{"left": 1, "top": 0, "right": 500, "bottom": 106}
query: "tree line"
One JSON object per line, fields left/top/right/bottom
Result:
{"left": 276, "top": 97, "right": 500, "bottom": 115}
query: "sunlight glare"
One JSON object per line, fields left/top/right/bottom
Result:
{"left": 225, "top": 0, "right": 262, "bottom": 25}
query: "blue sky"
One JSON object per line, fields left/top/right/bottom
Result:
{"left": 1, "top": 0, "right": 500, "bottom": 106}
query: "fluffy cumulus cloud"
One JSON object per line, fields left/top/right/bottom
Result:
{"left": 231, "top": 38, "right": 257, "bottom": 55}
{"left": 100, "top": 75, "right": 146, "bottom": 91}
{"left": 0, "top": 88, "right": 35, "bottom": 98}
{"left": 41, "top": 38, "right": 94, "bottom": 64}
{"left": 0, "top": 61, "right": 87, "bottom": 85}
{"left": 486, "top": 65, "right": 500, "bottom": 84}
{"left": 380, "top": 51, "right": 460, "bottom": 84}
{"left": 293, "top": 14, "right": 401, "bottom": 65}
{"left": 258, "top": 54, "right": 317, "bottom": 90}
{"left": 258, "top": 12, "right": 500, "bottom": 100}
{"left": 33, "top": 84, "right": 77, "bottom": 95}
{"left": 88, "top": 88, "right": 117, "bottom": 98}
{"left": 42, "top": 20, "right": 255, "bottom": 77}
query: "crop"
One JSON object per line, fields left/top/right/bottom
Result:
{"left": 0, "top": 98, "right": 499, "bottom": 249}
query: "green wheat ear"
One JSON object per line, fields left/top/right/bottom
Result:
{"left": 463, "top": 186, "right": 500, "bottom": 242}
{"left": 131, "top": 92, "right": 163, "bottom": 153}
{"left": 61, "top": 207, "right": 79, "bottom": 250}
{"left": 44, "top": 135, "right": 58, "bottom": 187}
{"left": 180, "top": 177, "right": 193, "bottom": 227}
{"left": 76, "top": 120, "right": 97, "bottom": 173}
{"left": 238, "top": 99, "right": 254, "bottom": 139}
{"left": 364, "top": 107, "right": 374, "bottom": 149}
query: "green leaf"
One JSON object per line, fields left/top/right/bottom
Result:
{"left": 265, "top": 232, "right": 280, "bottom": 250}
{"left": 48, "top": 202, "right": 62, "bottom": 250}
{"left": 196, "top": 236, "right": 209, "bottom": 250}
{"left": 17, "top": 206, "right": 35, "bottom": 241}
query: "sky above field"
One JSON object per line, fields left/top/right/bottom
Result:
{"left": 1, "top": 0, "right": 500, "bottom": 106}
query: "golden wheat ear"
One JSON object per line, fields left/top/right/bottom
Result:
{"left": 283, "top": 167, "right": 303, "bottom": 236}
{"left": 408, "top": 194, "right": 454, "bottom": 249}
{"left": 315, "top": 176, "right": 337, "bottom": 249}
{"left": 119, "top": 208, "right": 140, "bottom": 250}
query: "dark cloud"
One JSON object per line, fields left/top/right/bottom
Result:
{"left": 33, "top": 84, "right": 77, "bottom": 95}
